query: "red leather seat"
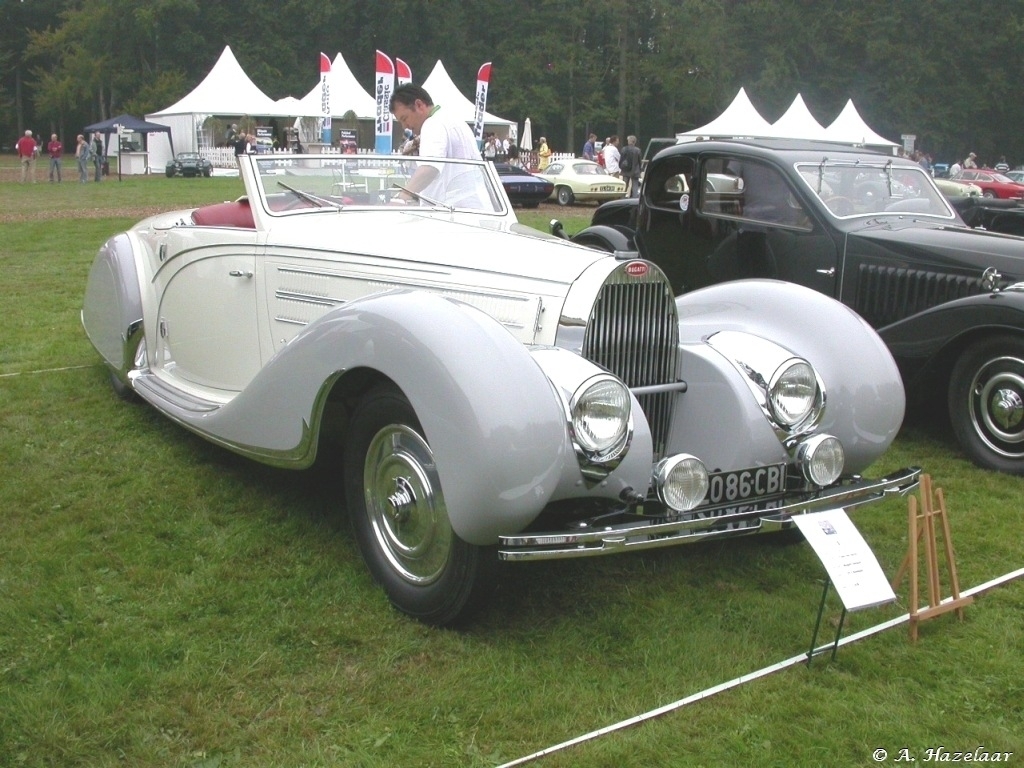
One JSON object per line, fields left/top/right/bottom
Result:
{"left": 191, "top": 199, "right": 255, "bottom": 228}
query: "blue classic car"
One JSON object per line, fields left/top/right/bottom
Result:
{"left": 83, "top": 151, "right": 917, "bottom": 625}
{"left": 567, "top": 138, "right": 1024, "bottom": 475}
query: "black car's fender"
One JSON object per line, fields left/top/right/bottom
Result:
{"left": 567, "top": 223, "right": 637, "bottom": 253}
{"left": 879, "top": 287, "right": 1024, "bottom": 392}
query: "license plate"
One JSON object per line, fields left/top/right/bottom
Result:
{"left": 599, "top": 185, "right": 617, "bottom": 192}
{"left": 705, "top": 463, "right": 786, "bottom": 506}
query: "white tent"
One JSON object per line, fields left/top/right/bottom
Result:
{"left": 294, "top": 52, "right": 377, "bottom": 120}
{"left": 421, "top": 61, "right": 515, "bottom": 134}
{"left": 824, "top": 99, "right": 898, "bottom": 149}
{"left": 768, "top": 94, "right": 829, "bottom": 141}
{"left": 146, "top": 45, "right": 296, "bottom": 167}
{"left": 677, "top": 87, "right": 774, "bottom": 140}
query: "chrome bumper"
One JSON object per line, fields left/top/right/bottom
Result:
{"left": 498, "top": 467, "right": 921, "bottom": 562}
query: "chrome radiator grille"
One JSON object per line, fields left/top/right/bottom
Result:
{"left": 854, "top": 264, "right": 983, "bottom": 328}
{"left": 581, "top": 268, "right": 679, "bottom": 458}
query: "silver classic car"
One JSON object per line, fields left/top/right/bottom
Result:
{"left": 82, "top": 152, "right": 918, "bottom": 625}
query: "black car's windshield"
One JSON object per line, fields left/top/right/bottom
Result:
{"left": 796, "top": 161, "right": 955, "bottom": 218}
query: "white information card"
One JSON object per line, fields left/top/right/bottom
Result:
{"left": 792, "top": 509, "right": 896, "bottom": 611}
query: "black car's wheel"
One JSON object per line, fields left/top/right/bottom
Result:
{"left": 204, "top": 168, "right": 212, "bottom": 177}
{"left": 556, "top": 186, "right": 575, "bottom": 206}
{"left": 165, "top": 169, "right": 175, "bottom": 178}
{"left": 344, "top": 385, "right": 497, "bottom": 625}
{"left": 948, "top": 335, "right": 1024, "bottom": 474}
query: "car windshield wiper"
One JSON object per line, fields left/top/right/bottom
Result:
{"left": 389, "top": 183, "right": 452, "bottom": 212}
{"left": 277, "top": 181, "right": 343, "bottom": 209}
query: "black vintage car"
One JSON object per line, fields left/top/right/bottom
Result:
{"left": 566, "top": 138, "right": 1024, "bottom": 475}
{"left": 492, "top": 162, "right": 554, "bottom": 208}
{"left": 165, "top": 151, "right": 213, "bottom": 178}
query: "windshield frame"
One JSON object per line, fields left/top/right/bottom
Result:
{"left": 794, "top": 159, "right": 957, "bottom": 220}
{"left": 244, "top": 152, "right": 511, "bottom": 219}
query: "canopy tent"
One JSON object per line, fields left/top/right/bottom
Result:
{"left": 824, "top": 99, "right": 898, "bottom": 149}
{"left": 83, "top": 113, "right": 174, "bottom": 156}
{"left": 146, "top": 45, "right": 296, "bottom": 168}
{"left": 421, "top": 61, "right": 515, "bottom": 135}
{"left": 767, "top": 94, "right": 829, "bottom": 141}
{"left": 294, "top": 52, "right": 376, "bottom": 119}
{"left": 678, "top": 88, "right": 897, "bottom": 151}
{"left": 678, "top": 87, "right": 774, "bottom": 140}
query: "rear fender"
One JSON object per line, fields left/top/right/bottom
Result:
{"left": 81, "top": 233, "right": 143, "bottom": 381}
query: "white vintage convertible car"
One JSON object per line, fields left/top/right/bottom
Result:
{"left": 82, "top": 152, "right": 919, "bottom": 625}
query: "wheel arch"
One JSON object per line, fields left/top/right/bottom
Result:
{"left": 224, "top": 290, "right": 573, "bottom": 544}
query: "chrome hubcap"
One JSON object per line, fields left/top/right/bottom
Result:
{"left": 363, "top": 424, "right": 451, "bottom": 585}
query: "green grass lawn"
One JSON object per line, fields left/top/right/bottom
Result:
{"left": 1, "top": 163, "right": 1022, "bottom": 767}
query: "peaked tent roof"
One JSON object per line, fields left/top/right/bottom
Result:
{"left": 421, "top": 61, "right": 514, "bottom": 126}
{"left": 294, "top": 52, "right": 376, "bottom": 119}
{"left": 824, "top": 99, "right": 898, "bottom": 147}
{"left": 150, "top": 45, "right": 287, "bottom": 117}
{"left": 768, "top": 94, "right": 829, "bottom": 140}
{"left": 677, "top": 87, "right": 774, "bottom": 139}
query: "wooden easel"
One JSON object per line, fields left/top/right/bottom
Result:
{"left": 891, "top": 474, "right": 972, "bottom": 641}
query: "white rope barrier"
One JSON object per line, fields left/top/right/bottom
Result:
{"left": 497, "top": 566, "right": 1024, "bottom": 767}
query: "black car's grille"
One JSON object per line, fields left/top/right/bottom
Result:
{"left": 854, "top": 264, "right": 984, "bottom": 328}
{"left": 581, "top": 268, "right": 679, "bottom": 458}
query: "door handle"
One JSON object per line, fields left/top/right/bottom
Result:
{"left": 229, "top": 270, "right": 254, "bottom": 278}
{"left": 815, "top": 268, "right": 835, "bottom": 277}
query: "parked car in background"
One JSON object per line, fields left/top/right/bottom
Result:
{"left": 165, "top": 152, "right": 213, "bottom": 178}
{"left": 492, "top": 162, "right": 553, "bottom": 207}
{"left": 566, "top": 138, "right": 1024, "bottom": 475}
{"left": 538, "top": 158, "right": 626, "bottom": 205}
{"left": 1006, "top": 170, "right": 1024, "bottom": 184}
{"left": 950, "top": 168, "right": 1024, "bottom": 199}
{"left": 82, "top": 151, "right": 917, "bottom": 625}
{"left": 934, "top": 176, "right": 982, "bottom": 200}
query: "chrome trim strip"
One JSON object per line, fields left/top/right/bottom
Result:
{"left": 498, "top": 467, "right": 921, "bottom": 561}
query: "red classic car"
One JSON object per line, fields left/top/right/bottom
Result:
{"left": 950, "top": 168, "right": 1024, "bottom": 199}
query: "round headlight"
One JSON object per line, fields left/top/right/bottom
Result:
{"left": 769, "top": 360, "right": 817, "bottom": 427}
{"left": 571, "top": 377, "right": 630, "bottom": 456}
{"left": 653, "top": 454, "right": 709, "bottom": 512}
{"left": 797, "top": 434, "right": 845, "bottom": 486}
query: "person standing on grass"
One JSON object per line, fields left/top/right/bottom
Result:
{"left": 47, "top": 134, "right": 63, "bottom": 183}
{"left": 92, "top": 132, "right": 104, "bottom": 181}
{"left": 75, "top": 134, "right": 91, "bottom": 182}
{"left": 16, "top": 130, "right": 38, "bottom": 183}
{"left": 619, "top": 135, "right": 642, "bottom": 197}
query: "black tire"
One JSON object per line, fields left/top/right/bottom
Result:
{"left": 983, "top": 190, "right": 996, "bottom": 199}
{"left": 109, "top": 369, "right": 135, "bottom": 400}
{"left": 556, "top": 186, "right": 575, "bottom": 206}
{"left": 165, "top": 169, "right": 175, "bottom": 178}
{"left": 948, "top": 335, "right": 1024, "bottom": 474}
{"left": 344, "top": 385, "right": 497, "bottom": 625}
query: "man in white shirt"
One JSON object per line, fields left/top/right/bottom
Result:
{"left": 390, "top": 84, "right": 486, "bottom": 207}
{"left": 602, "top": 135, "right": 621, "bottom": 177}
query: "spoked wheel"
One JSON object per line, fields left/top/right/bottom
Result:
{"left": 948, "top": 335, "right": 1024, "bottom": 474}
{"left": 344, "top": 385, "right": 497, "bottom": 625}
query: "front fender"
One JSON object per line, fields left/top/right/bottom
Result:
{"left": 675, "top": 279, "right": 906, "bottom": 471}
{"left": 165, "top": 291, "right": 592, "bottom": 545}
{"left": 568, "top": 223, "right": 637, "bottom": 254}
{"left": 879, "top": 287, "right": 1024, "bottom": 383}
